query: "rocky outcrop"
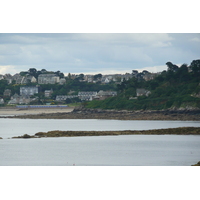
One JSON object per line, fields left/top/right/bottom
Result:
{"left": 6, "top": 107, "right": 200, "bottom": 121}
{"left": 191, "top": 161, "right": 200, "bottom": 166}
{"left": 12, "top": 134, "right": 34, "bottom": 139}
{"left": 12, "top": 127, "right": 200, "bottom": 139}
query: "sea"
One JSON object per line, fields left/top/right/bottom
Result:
{"left": 0, "top": 118, "right": 200, "bottom": 166}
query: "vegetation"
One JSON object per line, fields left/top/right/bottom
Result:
{"left": 1, "top": 59, "right": 200, "bottom": 110}
{"left": 19, "top": 68, "right": 65, "bottom": 80}
{"left": 86, "top": 60, "right": 200, "bottom": 110}
{"left": 0, "top": 70, "right": 117, "bottom": 105}
{"left": 67, "top": 102, "right": 82, "bottom": 107}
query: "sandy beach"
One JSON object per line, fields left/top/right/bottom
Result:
{"left": 0, "top": 107, "right": 74, "bottom": 116}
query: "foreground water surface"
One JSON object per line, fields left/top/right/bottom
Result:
{"left": 0, "top": 119, "right": 200, "bottom": 166}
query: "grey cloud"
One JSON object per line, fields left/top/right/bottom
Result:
{"left": 0, "top": 33, "right": 199, "bottom": 74}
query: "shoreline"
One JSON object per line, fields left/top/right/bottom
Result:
{"left": 2, "top": 107, "right": 200, "bottom": 121}
{"left": 0, "top": 107, "right": 74, "bottom": 116}
{"left": 12, "top": 127, "right": 200, "bottom": 139}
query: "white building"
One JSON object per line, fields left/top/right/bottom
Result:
{"left": 0, "top": 98, "right": 4, "bottom": 104}
{"left": 0, "top": 75, "right": 4, "bottom": 80}
{"left": 44, "top": 89, "right": 53, "bottom": 97}
{"left": 56, "top": 95, "right": 78, "bottom": 101}
{"left": 20, "top": 86, "right": 39, "bottom": 96}
{"left": 3, "top": 89, "right": 12, "bottom": 97}
{"left": 59, "top": 78, "right": 66, "bottom": 85}
{"left": 38, "top": 74, "right": 60, "bottom": 84}
{"left": 78, "top": 91, "right": 97, "bottom": 101}
{"left": 95, "top": 90, "right": 117, "bottom": 100}
{"left": 8, "top": 94, "right": 31, "bottom": 105}
{"left": 16, "top": 75, "right": 37, "bottom": 84}
{"left": 136, "top": 88, "right": 151, "bottom": 97}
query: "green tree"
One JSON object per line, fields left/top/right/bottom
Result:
{"left": 0, "top": 80, "right": 8, "bottom": 95}
{"left": 28, "top": 68, "right": 37, "bottom": 77}
{"left": 20, "top": 71, "right": 28, "bottom": 76}
{"left": 190, "top": 59, "right": 200, "bottom": 75}
{"left": 166, "top": 61, "right": 179, "bottom": 72}
{"left": 93, "top": 74, "right": 102, "bottom": 80}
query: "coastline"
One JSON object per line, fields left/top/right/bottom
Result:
{"left": 2, "top": 107, "right": 200, "bottom": 121}
{"left": 0, "top": 107, "right": 74, "bottom": 116}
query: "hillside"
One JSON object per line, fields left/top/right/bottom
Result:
{"left": 86, "top": 60, "right": 200, "bottom": 111}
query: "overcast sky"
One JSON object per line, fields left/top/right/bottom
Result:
{"left": 0, "top": 33, "right": 199, "bottom": 76}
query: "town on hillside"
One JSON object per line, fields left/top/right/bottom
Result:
{"left": 0, "top": 68, "right": 159, "bottom": 106}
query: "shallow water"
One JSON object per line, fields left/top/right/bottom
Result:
{"left": 0, "top": 119, "right": 200, "bottom": 166}
{"left": 1, "top": 118, "right": 200, "bottom": 138}
{"left": 0, "top": 135, "right": 200, "bottom": 166}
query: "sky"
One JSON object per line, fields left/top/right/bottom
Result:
{"left": 0, "top": 1, "right": 199, "bottom": 76}
{"left": 0, "top": 33, "right": 199, "bottom": 76}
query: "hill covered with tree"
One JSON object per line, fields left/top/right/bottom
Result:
{"left": 86, "top": 59, "right": 200, "bottom": 110}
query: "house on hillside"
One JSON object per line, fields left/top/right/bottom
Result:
{"left": 124, "top": 73, "right": 132, "bottom": 81}
{"left": 16, "top": 75, "right": 37, "bottom": 84}
{"left": 44, "top": 89, "right": 53, "bottom": 98}
{"left": 56, "top": 95, "right": 78, "bottom": 101}
{"left": 16, "top": 76, "right": 24, "bottom": 84}
{"left": 143, "top": 73, "right": 156, "bottom": 81}
{"left": 18, "top": 95, "right": 31, "bottom": 104}
{"left": 12, "top": 73, "right": 21, "bottom": 81}
{"left": 101, "top": 77, "right": 110, "bottom": 84}
{"left": 0, "top": 98, "right": 4, "bottom": 104}
{"left": 20, "top": 86, "right": 39, "bottom": 96}
{"left": 3, "top": 89, "right": 12, "bottom": 97}
{"left": 8, "top": 93, "right": 20, "bottom": 104}
{"left": 136, "top": 88, "right": 151, "bottom": 97}
{"left": 24, "top": 76, "right": 37, "bottom": 83}
{"left": 38, "top": 74, "right": 60, "bottom": 84}
{"left": 59, "top": 78, "right": 66, "bottom": 85}
{"left": 0, "top": 75, "right": 4, "bottom": 80}
{"left": 4, "top": 74, "right": 13, "bottom": 84}
{"left": 78, "top": 91, "right": 97, "bottom": 101}
{"left": 56, "top": 95, "right": 68, "bottom": 101}
{"left": 95, "top": 90, "right": 117, "bottom": 100}
{"left": 8, "top": 93, "right": 31, "bottom": 105}
{"left": 84, "top": 75, "right": 94, "bottom": 83}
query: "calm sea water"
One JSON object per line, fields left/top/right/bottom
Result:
{"left": 0, "top": 119, "right": 200, "bottom": 166}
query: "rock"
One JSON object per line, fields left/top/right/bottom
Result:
{"left": 192, "top": 161, "right": 200, "bottom": 166}
{"left": 3, "top": 108, "right": 200, "bottom": 121}
{"left": 12, "top": 134, "right": 33, "bottom": 139}
{"left": 12, "top": 127, "right": 200, "bottom": 139}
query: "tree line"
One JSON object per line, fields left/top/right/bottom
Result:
{"left": 86, "top": 59, "right": 200, "bottom": 110}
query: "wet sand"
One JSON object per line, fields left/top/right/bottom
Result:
{"left": 0, "top": 107, "right": 74, "bottom": 116}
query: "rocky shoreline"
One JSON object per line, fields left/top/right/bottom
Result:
{"left": 192, "top": 161, "right": 200, "bottom": 166}
{"left": 12, "top": 127, "right": 200, "bottom": 139}
{"left": 4, "top": 107, "right": 200, "bottom": 120}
